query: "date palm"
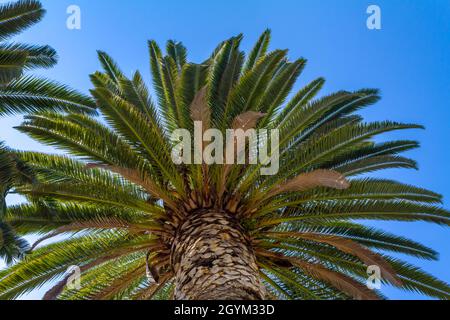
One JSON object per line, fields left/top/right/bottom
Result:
{"left": 0, "top": 30, "right": 449, "bottom": 300}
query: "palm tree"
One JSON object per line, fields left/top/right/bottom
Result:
{"left": 0, "top": 0, "right": 96, "bottom": 264}
{"left": 0, "top": 0, "right": 56, "bottom": 86}
{"left": 0, "top": 30, "right": 449, "bottom": 300}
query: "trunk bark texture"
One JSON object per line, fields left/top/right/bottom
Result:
{"left": 171, "top": 209, "right": 265, "bottom": 300}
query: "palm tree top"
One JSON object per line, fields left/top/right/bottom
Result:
{"left": 0, "top": 27, "right": 449, "bottom": 300}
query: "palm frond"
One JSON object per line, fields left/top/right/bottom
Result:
{"left": 0, "top": 43, "right": 57, "bottom": 70}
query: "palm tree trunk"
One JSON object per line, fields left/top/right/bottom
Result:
{"left": 171, "top": 209, "right": 266, "bottom": 300}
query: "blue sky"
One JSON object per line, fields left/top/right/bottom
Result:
{"left": 0, "top": 0, "right": 449, "bottom": 299}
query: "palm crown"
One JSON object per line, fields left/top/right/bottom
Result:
{"left": 0, "top": 29, "right": 449, "bottom": 300}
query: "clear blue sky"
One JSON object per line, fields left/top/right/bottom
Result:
{"left": 0, "top": 0, "right": 449, "bottom": 299}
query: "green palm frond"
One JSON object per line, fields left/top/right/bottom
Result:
{"left": 5, "top": 202, "right": 150, "bottom": 235}
{"left": 0, "top": 44, "right": 57, "bottom": 84}
{"left": 0, "top": 76, "right": 96, "bottom": 116}
{"left": 243, "top": 28, "right": 271, "bottom": 74}
{"left": 0, "top": 43, "right": 57, "bottom": 69}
